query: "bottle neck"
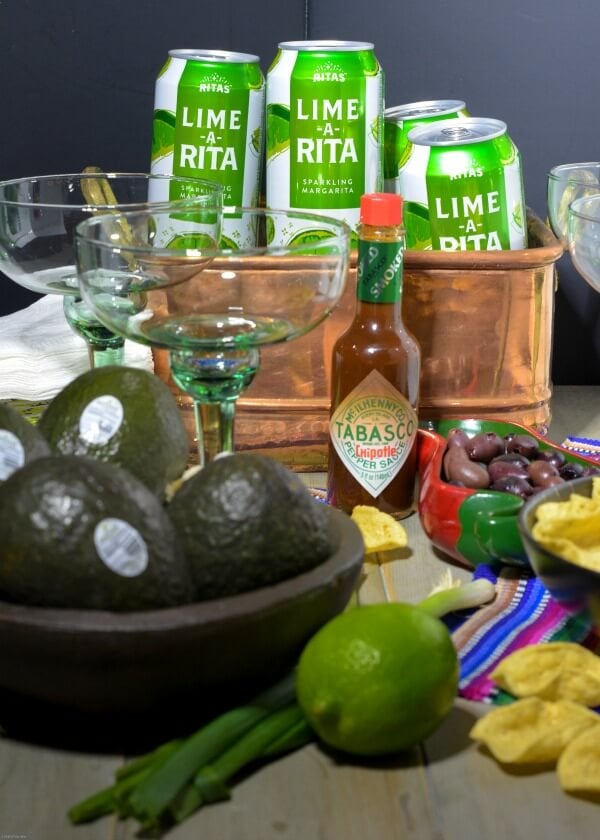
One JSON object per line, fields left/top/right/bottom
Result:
{"left": 356, "top": 223, "right": 405, "bottom": 308}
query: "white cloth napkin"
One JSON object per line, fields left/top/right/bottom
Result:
{"left": 0, "top": 295, "right": 154, "bottom": 400}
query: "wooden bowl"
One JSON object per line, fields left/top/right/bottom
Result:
{"left": 0, "top": 506, "right": 363, "bottom": 747}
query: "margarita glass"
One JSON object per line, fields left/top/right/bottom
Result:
{"left": 75, "top": 206, "right": 350, "bottom": 465}
{"left": 0, "top": 172, "right": 223, "bottom": 367}
{"left": 547, "top": 162, "right": 600, "bottom": 244}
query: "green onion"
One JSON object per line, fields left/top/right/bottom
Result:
{"left": 171, "top": 703, "right": 308, "bottom": 824}
{"left": 417, "top": 578, "right": 496, "bottom": 618}
{"left": 127, "top": 670, "right": 297, "bottom": 823}
{"left": 68, "top": 765, "right": 152, "bottom": 824}
{"left": 115, "top": 738, "right": 183, "bottom": 781}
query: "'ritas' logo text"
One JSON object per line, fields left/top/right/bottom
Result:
{"left": 312, "top": 60, "right": 346, "bottom": 83}
{"left": 198, "top": 72, "right": 231, "bottom": 94}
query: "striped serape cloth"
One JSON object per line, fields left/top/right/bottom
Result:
{"left": 560, "top": 435, "right": 600, "bottom": 462}
{"left": 446, "top": 564, "right": 600, "bottom": 705}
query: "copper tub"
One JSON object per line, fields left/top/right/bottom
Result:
{"left": 154, "top": 209, "right": 563, "bottom": 471}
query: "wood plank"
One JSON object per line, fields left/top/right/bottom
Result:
{"left": 113, "top": 743, "right": 441, "bottom": 840}
{"left": 423, "top": 700, "right": 599, "bottom": 840}
{"left": 0, "top": 738, "right": 120, "bottom": 840}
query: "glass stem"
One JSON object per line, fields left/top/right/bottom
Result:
{"left": 87, "top": 342, "right": 126, "bottom": 369}
{"left": 193, "top": 400, "right": 236, "bottom": 468}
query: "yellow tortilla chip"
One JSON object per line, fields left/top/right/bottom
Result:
{"left": 470, "top": 697, "right": 598, "bottom": 764}
{"left": 531, "top": 477, "right": 600, "bottom": 571}
{"left": 491, "top": 642, "right": 600, "bottom": 706}
{"left": 557, "top": 723, "right": 600, "bottom": 794}
{"left": 350, "top": 505, "right": 408, "bottom": 553}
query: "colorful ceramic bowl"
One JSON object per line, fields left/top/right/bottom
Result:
{"left": 518, "top": 476, "right": 600, "bottom": 623}
{"left": 417, "top": 419, "right": 599, "bottom": 569}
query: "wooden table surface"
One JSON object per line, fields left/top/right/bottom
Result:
{"left": 1, "top": 386, "right": 599, "bottom": 840}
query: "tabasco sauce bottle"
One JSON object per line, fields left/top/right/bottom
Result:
{"left": 327, "top": 192, "right": 421, "bottom": 519}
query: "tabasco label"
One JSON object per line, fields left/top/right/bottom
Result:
{"left": 329, "top": 369, "right": 418, "bottom": 496}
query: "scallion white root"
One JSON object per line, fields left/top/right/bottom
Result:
{"left": 417, "top": 577, "right": 496, "bottom": 618}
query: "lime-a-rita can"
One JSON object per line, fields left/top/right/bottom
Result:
{"left": 266, "top": 40, "right": 383, "bottom": 245}
{"left": 150, "top": 49, "right": 265, "bottom": 248}
{"left": 383, "top": 99, "right": 468, "bottom": 192}
{"left": 398, "top": 118, "right": 526, "bottom": 251}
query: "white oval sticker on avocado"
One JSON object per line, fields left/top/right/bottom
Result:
{"left": 94, "top": 518, "right": 149, "bottom": 577}
{"left": 79, "top": 395, "right": 124, "bottom": 445}
{"left": 0, "top": 430, "right": 25, "bottom": 480}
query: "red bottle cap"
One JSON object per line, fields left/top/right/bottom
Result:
{"left": 360, "top": 193, "right": 403, "bottom": 226}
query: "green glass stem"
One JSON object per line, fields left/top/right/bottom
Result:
{"left": 86, "top": 343, "right": 126, "bottom": 369}
{"left": 169, "top": 346, "right": 260, "bottom": 467}
{"left": 63, "top": 296, "right": 125, "bottom": 369}
{"left": 193, "top": 401, "right": 236, "bottom": 468}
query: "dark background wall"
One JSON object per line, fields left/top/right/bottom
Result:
{"left": 2, "top": 0, "right": 599, "bottom": 384}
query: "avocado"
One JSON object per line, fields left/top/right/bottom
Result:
{"left": 0, "top": 455, "right": 195, "bottom": 611}
{"left": 167, "top": 453, "right": 332, "bottom": 600}
{"left": 37, "top": 366, "right": 189, "bottom": 497}
{"left": 0, "top": 401, "right": 50, "bottom": 482}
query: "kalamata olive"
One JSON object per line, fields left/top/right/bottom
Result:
{"left": 488, "top": 459, "right": 528, "bottom": 483}
{"left": 443, "top": 447, "right": 490, "bottom": 489}
{"left": 446, "top": 428, "right": 471, "bottom": 450}
{"left": 465, "top": 432, "right": 505, "bottom": 463}
{"left": 559, "top": 462, "right": 586, "bottom": 481}
{"left": 490, "top": 475, "right": 533, "bottom": 499}
{"left": 490, "top": 452, "right": 530, "bottom": 468}
{"left": 506, "top": 434, "right": 539, "bottom": 460}
{"left": 527, "top": 459, "right": 560, "bottom": 487}
{"left": 536, "top": 449, "right": 567, "bottom": 470}
{"left": 540, "top": 476, "right": 565, "bottom": 488}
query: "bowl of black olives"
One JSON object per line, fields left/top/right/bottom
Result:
{"left": 417, "top": 419, "right": 600, "bottom": 569}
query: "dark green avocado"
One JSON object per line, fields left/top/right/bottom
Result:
{"left": 167, "top": 453, "right": 333, "bottom": 600}
{"left": 0, "top": 401, "right": 50, "bottom": 482}
{"left": 37, "top": 366, "right": 189, "bottom": 497}
{"left": 0, "top": 455, "right": 194, "bottom": 611}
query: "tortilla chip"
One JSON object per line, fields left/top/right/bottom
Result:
{"left": 557, "top": 724, "right": 600, "bottom": 794}
{"left": 350, "top": 505, "right": 408, "bottom": 553}
{"left": 491, "top": 642, "right": 600, "bottom": 706}
{"left": 470, "top": 697, "right": 598, "bottom": 764}
{"left": 532, "top": 477, "right": 600, "bottom": 571}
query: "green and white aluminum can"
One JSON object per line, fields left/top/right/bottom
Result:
{"left": 266, "top": 40, "right": 383, "bottom": 245}
{"left": 398, "top": 118, "right": 526, "bottom": 251}
{"left": 150, "top": 49, "right": 265, "bottom": 248}
{"left": 383, "top": 99, "right": 469, "bottom": 192}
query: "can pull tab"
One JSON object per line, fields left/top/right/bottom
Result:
{"left": 440, "top": 126, "right": 473, "bottom": 140}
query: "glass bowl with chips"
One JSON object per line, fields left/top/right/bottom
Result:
{"left": 518, "top": 476, "right": 600, "bottom": 624}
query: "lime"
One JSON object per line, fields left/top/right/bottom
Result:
{"left": 266, "top": 103, "right": 290, "bottom": 161}
{"left": 219, "top": 232, "right": 239, "bottom": 250}
{"left": 287, "top": 229, "right": 336, "bottom": 247}
{"left": 296, "top": 602, "right": 459, "bottom": 756}
{"left": 250, "top": 125, "right": 262, "bottom": 155}
{"left": 151, "top": 109, "right": 176, "bottom": 162}
{"left": 166, "top": 232, "right": 218, "bottom": 250}
{"left": 38, "top": 366, "right": 189, "bottom": 497}
{"left": 403, "top": 201, "right": 431, "bottom": 250}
